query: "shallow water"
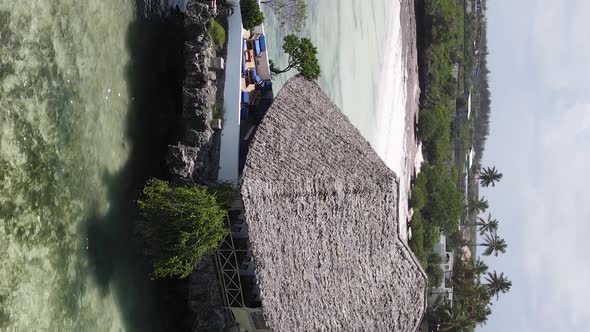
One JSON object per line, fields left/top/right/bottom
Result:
{"left": 262, "top": 0, "right": 403, "bottom": 143}
{"left": 0, "top": 1, "right": 189, "bottom": 330}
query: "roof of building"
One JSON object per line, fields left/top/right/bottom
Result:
{"left": 241, "top": 76, "right": 428, "bottom": 331}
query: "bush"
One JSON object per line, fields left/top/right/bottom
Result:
{"left": 424, "top": 224, "right": 440, "bottom": 250}
{"left": 450, "top": 166, "right": 459, "bottom": 182}
{"left": 447, "top": 230, "right": 465, "bottom": 250}
{"left": 208, "top": 20, "right": 226, "bottom": 51}
{"left": 427, "top": 252, "right": 442, "bottom": 266}
{"left": 411, "top": 182, "right": 427, "bottom": 211}
{"left": 456, "top": 96, "right": 466, "bottom": 108}
{"left": 410, "top": 212, "right": 426, "bottom": 267}
{"left": 137, "top": 179, "right": 228, "bottom": 279}
{"left": 241, "top": 0, "right": 264, "bottom": 30}
{"left": 426, "top": 263, "right": 444, "bottom": 288}
{"left": 420, "top": 165, "right": 464, "bottom": 234}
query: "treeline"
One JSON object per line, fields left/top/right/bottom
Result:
{"left": 415, "top": 0, "right": 460, "bottom": 165}
{"left": 473, "top": 24, "right": 491, "bottom": 166}
{"left": 412, "top": 1, "right": 509, "bottom": 329}
{"left": 410, "top": 0, "right": 464, "bottom": 269}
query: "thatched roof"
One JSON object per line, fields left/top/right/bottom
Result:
{"left": 241, "top": 76, "right": 427, "bottom": 331}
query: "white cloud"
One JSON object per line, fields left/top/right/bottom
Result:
{"left": 530, "top": 0, "right": 590, "bottom": 93}
{"left": 521, "top": 103, "right": 590, "bottom": 331}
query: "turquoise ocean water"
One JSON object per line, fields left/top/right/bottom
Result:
{"left": 0, "top": 0, "right": 408, "bottom": 330}
{"left": 262, "top": 0, "right": 403, "bottom": 141}
{"left": 0, "top": 1, "right": 189, "bottom": 330}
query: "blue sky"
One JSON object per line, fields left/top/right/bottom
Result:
{"left": 480, "top": 0, "right": 590, "bottom": 330}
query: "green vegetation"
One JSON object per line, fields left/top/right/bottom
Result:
{"left": 428, "top": 258, "right": 511, "bottom": 330}
{"left": 425, "top": 253, "right": 444, "bottom": 287}
{"left": 136, "top": 179, "right": 228, "bottom": 279}
{"left": 409, "top": 212, "right": 426, "bottom": 266}
{"left": 484, "top": 271, "right": 512, "bottom": 300}
{"left": 473, "top": 213, "right": 498, "bottom": 236}
{"left": 479, "top": 232, "right": 507, "bottom": 257}
{"left": 270, "top": 34, "right": 321, "bottom": 80}
{"left": 466, "top": 196, "right": 488, "bottom": 214}
{"left": 241, "top": 0, "right": 265, "bottom": 30}
{"left": 412, "top": 0, "right": 511, "bottom": 329}
{"left": 261, "top": 0, "right": 307, "bottom": 32}
{"left": 213, "top": 104, "right": 224, "bottom": 120}
{"left": 0, "top": 294, "right": 8, "bottom": 329}
{"left": 208, "top": 19, "right": 226, "bottom": 51}
{"left": 410, "top": 163, "right": 463, "bottom": 266}
{"left": 479, "top": 166, "right": 503, "bottom": 187}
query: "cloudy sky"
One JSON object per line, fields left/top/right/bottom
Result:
{"left": 480, "top": 0, "right": 590, "bottom": 330}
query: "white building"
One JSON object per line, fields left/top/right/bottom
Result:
{"left": 428, "top": 234, "right": 455, "bottom": 305}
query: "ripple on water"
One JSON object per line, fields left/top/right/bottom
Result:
{"left": 0, "top": 0, "right": 133, "bottom": 330}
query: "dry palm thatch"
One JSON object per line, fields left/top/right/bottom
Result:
{"left": 241, "top": 76, "right": 427, "bottom": 331}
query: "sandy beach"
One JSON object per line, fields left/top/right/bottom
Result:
{"left": 372, "top": 0, "right": 422, "bottom": 243}
{"left": 399, "top": 0, "right": 423, "bottom": 242}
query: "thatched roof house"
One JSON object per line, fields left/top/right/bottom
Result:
{"left": 241, "top": 76, "right": 427, "bottom": 331}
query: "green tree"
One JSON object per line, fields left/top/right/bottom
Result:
{"left": 270, "top": 34, "right": 321, "bottom": 80}
{"left": 471, "top": 302, "right": 492, "bottom": 326}
{"left": 467, "top": 196, "right": 488, "bottom": 214}
{"left": 409, "top": 212, "right": 426, "bottom": 266}
{"left": 137, "top": 179, "right": 228, "bottom": 279}
{"left": 479, "top": 166, "right": 503, "bottom": 187}
{"left": 261, "top": 0, "right": 307, "bottom": 32}
{"left": 469, "top": 258, "right": 489, "bottom": 277}
{"left": 426, "top": 252, "right": 444, "bottom": 287}
{"left": 410, "top": 182, "right": 427, "bottom": 211}
{"left": 208, "top": 19, "right": 226, "bottom": 51}
{"left": 476, "top": 213, "right": 499, "bottom": 236}
{"left": 421, "top": 166, "right": 464, "bottom": 234}
{"left": 432, "top": 302, "right": 474, "bottom": 332}
{"left": 485, "top": 271, "right": 512, "bottom": 300}
{"left": 443, "top": 281, "right": 492, "bottom": 328}
{"left": 423, "top": 224, "right": 441, "bottom": 250}
{"left": 479, "top": 232, "right": 507, "bottom": 257}
{"left": 455, "top": 258, "right": 489, "bottom": 283}
{"left": 241, "top": 0, "right": 265, "bottom": 30}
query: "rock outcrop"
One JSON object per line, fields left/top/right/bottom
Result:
{"left": 167, "top": 1, "right": 220, "bottom": 186}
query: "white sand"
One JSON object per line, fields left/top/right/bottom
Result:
{"left": 372, "top": 1, "right": 423, "bottom": 243}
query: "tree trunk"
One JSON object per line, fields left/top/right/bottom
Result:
{"left": 270, "top": 64, "right": 294, "bottom": 74}
{"left": 261, "top": 0, "right": 278, "bottom": 10}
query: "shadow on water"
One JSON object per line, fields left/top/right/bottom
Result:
{"left": 84, "top": 2, "right": 192, "bottom": 331}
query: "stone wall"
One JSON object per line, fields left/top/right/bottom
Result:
{"left": 167, "top": 1, "right": 220, "bottom": 186}
{"left": 166, "top": 2, "right": 231, "bottom": 331}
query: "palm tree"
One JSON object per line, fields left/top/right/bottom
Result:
{"left": 454, "top": 281, "right": 491, "bottom": 305}
{"left": 471, "top": 300, "right": 492, "bottom": 326}
{"left": 435, "top": 302, "right": 474, "bottom": 332}
{"left": 476, "top": 213, "right": 499, "bottom": 236}
{"left": 485, "top": 271, "right": 512, "bottom": 299}
{"left": 469, "top": 258, "right": 489, "bottom": 277}
{"left": 479, "top": 232, "right": 507, "bottom": 256}
{"left": 479, "top": 166, "right": 503, "bottom": 187}
{"left": 467, "top": 196, "right": 489, "bottom": 214}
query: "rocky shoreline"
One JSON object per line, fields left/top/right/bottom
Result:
{"left": 167, "top": 1, "right": 221, "bottom": 187}
{"left": 165, "top": 2, "right": 230, "bottom": 331}
{"left": 397, "top": 0, "right": 423, "bottom": 242}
